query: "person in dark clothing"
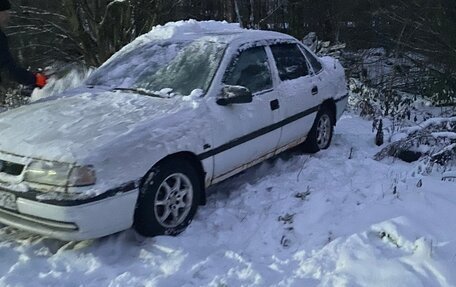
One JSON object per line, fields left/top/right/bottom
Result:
{"left": 0, "top": 0, "right": 46, "bottom": 88}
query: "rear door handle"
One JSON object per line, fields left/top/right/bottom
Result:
{"left": 311, "top": 86, "right": 319, "bottom": 95}
{"left": 270, "top": 99, "right": 280, "bottom": 111}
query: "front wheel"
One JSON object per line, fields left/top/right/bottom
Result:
{"left": 302, "top": 108, "right": 334, "bottom": 153}
{"left": 134, "top": 159, "right": 201, "bottom": 237}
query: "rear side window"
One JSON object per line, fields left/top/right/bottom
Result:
{"left": 301, "top": 46, "right": 323, "bottom": 73}
{"left": 223, "top": 46, "right": 273, "bottom": 93}
{"left": 270, "top": 43, "right": 309, "bottom": 81}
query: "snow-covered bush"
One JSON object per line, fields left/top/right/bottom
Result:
{"left": 302, "top": 32, "right": 346, "bottom": 59}
{"left": 0, "top": 86, "right": 31, "bottom": 111}
{"left": 343, "top": 48, "right": 421, "bottom": 121}
{"left": 375, "top": 117, "right": 456, "bottom": 174}
{"left": 422, "top": 71, "right": 456, "bottom": 107}
{"left": 347, "top": 78, "right": 381, "bottom": 118}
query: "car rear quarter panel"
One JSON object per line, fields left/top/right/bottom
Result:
{"left": 319, "top": 56, "right": 348, "bottom": 119}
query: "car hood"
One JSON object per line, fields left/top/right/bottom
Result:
{"left": 0, "top": 90, "right": 197, "bottom": 163}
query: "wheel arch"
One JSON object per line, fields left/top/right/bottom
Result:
{"left": 321, "top": 99, "right": 337, "bottom": 125}
{"left": 139, "top": 151, "right": 207, "bottom": 206}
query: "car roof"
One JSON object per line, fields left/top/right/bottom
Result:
{"left": 172, "top": 29, "right": 296, "bottom": 45}
{"left": 103, "top": 23, "right": 299, "bottom": 68}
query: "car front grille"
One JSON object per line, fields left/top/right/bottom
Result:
{"left": 0, "top": 160, "right": 25, "bottom": 176}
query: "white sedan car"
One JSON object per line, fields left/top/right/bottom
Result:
{"left": 0, "top": 25, "right": 347, "bottom": 241}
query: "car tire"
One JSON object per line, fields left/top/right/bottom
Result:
{"left": 302, "top": 107, "right": 334, "bottom": 153}
{"left": 134, "top": 159, "right": 201, "bottom": 237}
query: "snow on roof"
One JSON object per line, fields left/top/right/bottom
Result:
{"left": 133, "top": 19, "right": 292, "bottom": 43}
{"left": 103, "top": 20, "right": 294, "bottom": 67}
{"left": 147, "top": 19, "right": 243, "bottom": 40}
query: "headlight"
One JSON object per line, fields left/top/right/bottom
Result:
{"left": 24, "top": 160, "right": 96, "bottom": 187}
{"left": 68, "top": 165, "right": 96, "bottom": 186}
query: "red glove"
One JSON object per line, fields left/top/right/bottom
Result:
{"left": 35, "top": 73, "right": 47, "bottom": 88}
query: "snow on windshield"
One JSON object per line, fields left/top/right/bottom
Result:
{"left": 135, "top": 41, "right": 226, "bottom": 96}
{"left": 85, "top": 19, "right": 243, "bottom": 96}
{"left": 86, "top": 40, "right": 226, "bottom": 96}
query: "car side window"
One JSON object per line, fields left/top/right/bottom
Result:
{"left": 270, "top": 43, "right": 309, "bottom": 81}
{"left": 301, "top": 46, "right": 323, "bottom": 74}
{"left": 223, "top": 46, "right": 273, "bottom": 94}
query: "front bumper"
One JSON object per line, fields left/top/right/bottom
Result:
{"left": 0, "top": 189, "right": 139, "bottom": 241}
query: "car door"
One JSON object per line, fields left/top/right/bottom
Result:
{"left": 300, "top": 44, "right": 333, "bottom": 100}
{"left": 269, "top": 42, "right": 321, "bottom": 148}
{"left": 207, "top": 45, "right": 281, "bottom": 182}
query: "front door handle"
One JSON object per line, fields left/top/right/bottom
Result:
{"left": 311, "top": 86, "right": 319, "bottom": 95}
{"left": 270, "top": 99, "right": 280, "bottom": 111}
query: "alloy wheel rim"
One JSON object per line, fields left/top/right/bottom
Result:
{"left": 154, "top": 173, "right": 194, "bottom": 228}
{"left": 316, "top": 114, "right": 332, "bottom": 149}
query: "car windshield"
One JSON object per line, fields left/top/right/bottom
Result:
{"left": 86, "top": 40, "right": 227, "bottom": 97}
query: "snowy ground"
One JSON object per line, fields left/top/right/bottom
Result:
{"left": 1, "top": 113, "right": 455, "bottom": 287}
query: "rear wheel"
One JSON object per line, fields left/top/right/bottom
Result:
{"left": 302, "top": 108, "right": 334, "bottom": 153}
{"left": 134, "top": 159, "right": 201, "bottom": 237}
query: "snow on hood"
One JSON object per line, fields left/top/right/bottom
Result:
{"left": 0, "top": 91, "right": 194, "bottom": 163}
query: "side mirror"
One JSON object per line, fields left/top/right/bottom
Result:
{"left": 216, "top": 85, "right": 253, "bottom": 106}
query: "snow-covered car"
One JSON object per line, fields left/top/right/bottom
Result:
{"left": 0, "top": 21, "right": 347, "bottom": 241}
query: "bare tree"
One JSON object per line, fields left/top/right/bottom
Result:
{"left": 372, "top": 0, "right": 456, "bottom": 104}
{"left": 8, "top": 0, "right": 178, "bottom": 67}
